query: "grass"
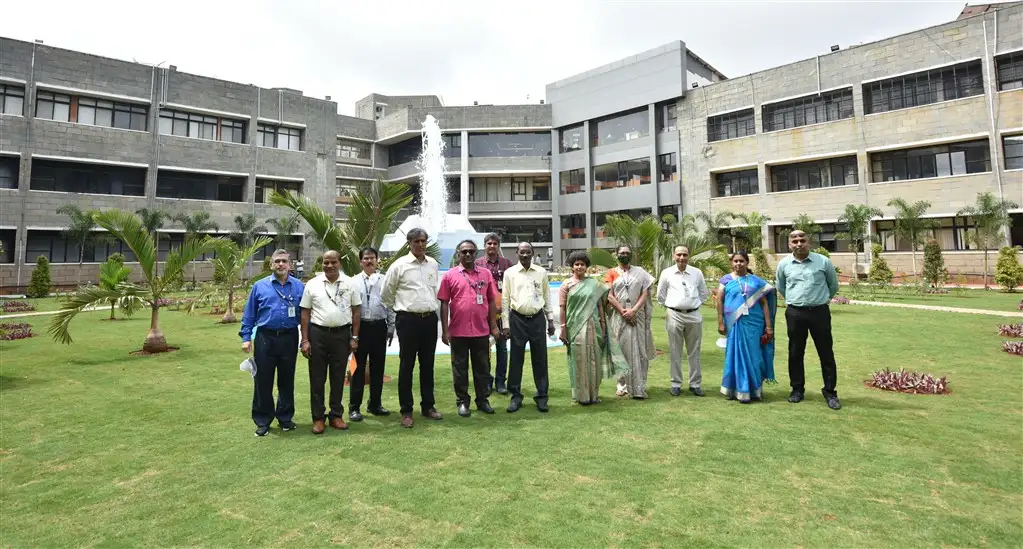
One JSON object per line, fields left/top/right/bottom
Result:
{"left": 838, "top": 285, "right": 1023, "bottom": 312}
{"left": 1, "top": 304, "right": 1021, "bottom": 547}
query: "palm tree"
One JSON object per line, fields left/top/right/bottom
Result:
{"left": 269, "top": 179, "right": 438, "bottom": 276}
{"left": 836, "top": 204, "right": 884, "bottom": 276}
{"left": 733, "top": 212, "right": 771, "bottom": 251}
{"left": 56, "top": 204, "right": 102, "bottom": 285}
{"left": 266, "top": 214, "right": 301, "bottom": 255}
{"left": 957, "top": 192, "right": 1019, "bottom": 289}
{"left": 97, "top": 254, "right": 142, "bottom": 320}
{"left": 789, "top": 213, "right": 822, "bottom": 247}
{"left": 888, "top": 198, "right": 936, "bottom": 277}
{"left": 174, "top": 212, "right": 220, "bottom": 287}
{"left": 695, "top": 210, "right": 735, "bottom": 250}
{"left": 601, "top": 212, "right": 730, "bottom": 276}
{"left": 49, "top": 209, "right": 222, "bottom": 353}
{"left": 599, "top": 213, "right": 664, "bottom": 271}
{"left": 187, "top": 236, "right": 273, "bottom": 323}
{"left": 231, "top": 213, "right": 267, "bottom": 281}
{"left": 136, "top": 208, "right": 168, "bottom": 277}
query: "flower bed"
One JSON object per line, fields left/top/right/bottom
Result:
{"left": 0, "top": 323, "right": 33, "bottom": 341}
{"left": 830, "top": 296, "right": 850, "bottom": 305}
{"left": 865, "top": 368, "right": 949, "bottom": 394}
{"left": 0, "top": 300, "right": 36, "bottom": 313}
{"left": 1003, "top": 341, "right": 1023, "bottom": 356}
{"left": 997, "top": 324, "right": 1023, "bottom": 338}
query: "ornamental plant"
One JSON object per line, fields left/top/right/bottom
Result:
{"left": 997, "top": 324, "right": 1023, "bottom": 338}
{"left": 1003, "top": 341, "right": 1023, "bottom": 356}
{"left": 0, "top": 323, "right": 33, "bottom": 341}
{"left": 866, "top": 368, "right": 949, "bottom": 394}
{"left": 0, "top": 300, "right": 36, "bottom": 313}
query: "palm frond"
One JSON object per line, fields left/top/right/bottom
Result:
{"left": 48, "top": 285, "right": 132, "bottom": 344}
{"left": 93, "top": 209, "right": 157, "bottom": 282}
{"left": 342, "top": 180, "right": 413, "bottom": 250}
{"left": 163, "top": 235, "right": 225, "bottom": 286}
{"left": 269, "top": 191, "right": 343, "bottom": 250}
{"left": 585, "top": 247, "right": 617, "bottom": 268}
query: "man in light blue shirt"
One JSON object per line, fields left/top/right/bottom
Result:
{"left": 240, "top": 249, "right": 306, "bottom": 436}
{"left": 776, "top": 230, "right": 842, "bottom": 411}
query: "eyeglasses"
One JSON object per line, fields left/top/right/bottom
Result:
{"left": 458, "top": 250, "right": 478, "bottom": 256}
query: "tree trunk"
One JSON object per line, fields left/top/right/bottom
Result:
{"left": 110, "top": 300, "right": 116, "bottom": 320}
{"left": 983, "top": 248, "right": 990, "bottom": 289}
{"left": 191, "top": 260, "right": 196, "bottom": 289}
{"left": 143, "top": 303, "right": 168, "bottom": 353}
{"left": 852, "top": 247, "right": 859, "bottom": 282}
{"left": 223, "top": 287, "right": 237, "bottom": 323}
{"left": 910, "top": 248, "right": 918, "bottom": 279}
{"left": 78, "top": 245, "right": 85, "bottom": 286}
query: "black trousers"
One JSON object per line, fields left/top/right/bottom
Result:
{"left": 308, "top": 323, "right": 351, "bottom": 421}
{"left": 451, "top": 336, "right": 493, "bottom": 407}
{"left": 252, "top": 327, "right": 298, "bottom": 427}
{"left": 492, "top": 330, "right": 508, "bottom": 390}
{"left": 396, "top": 311, "right": 437, "bottom": 415}
{"left": 785, "top": 304, "right": 838, "bottom": 397}
{"left": 351, "top": 319, "right": 388, "bottom": 411}
{"left": 508, "top": 311, "right": 549, "bottom": 405}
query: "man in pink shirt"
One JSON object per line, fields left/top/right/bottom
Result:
{"left": 439, "top": 239, "right": 501, "bottom": 417}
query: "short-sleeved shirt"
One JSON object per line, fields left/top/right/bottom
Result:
{"left": 775, "top": 252, "right": 839, "bottom": 307}
{"left": 299, "top": 273, "right": 361, "bottom": 327}
{"left": 438, "top": 265, "right": 498, "bottom": 338}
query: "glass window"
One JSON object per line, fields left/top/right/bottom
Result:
{"left": 593, "top": 158, "right": 651, "bottom": 191}
{"left": 0, "top": 229, "right": 14, "bottom": 263}
{"left": 471, "top": 219, "right": 552, "bottom": 243}
{"left": 591, "top": 108, "right": 649, "bottom": 147}
{"left": 441, "top": 134, "right": 461, "bottom": 158}
{"left": 658, "top": 153, "right": 677, "bottom": 182}
{"left": 560, "top": 125, "right": 584, "bottom": 152}
{"left": 156, "top": 170, "right": 245, "bottom": 201}
{"left": 1004, "top": 135, "right": 1023, "bottom": 170}
{"left": 870, "top": 139, "right": 990, "bottom": 182}
{"left": 388, "top": 136, "right": 421, "bottom": 166}
{"left": 35, "top": 91, "right": 71, "bottom": 121}
{"left": 336, "top": 138, "right": 372, "bottom": 163}
{"left": 25, "top": 229, "right": 137, "bottom": 264}
{"left": 876, "top": 217, "right": 976, "bottom": 252}
{"left": 715, "top": 169, "right": 759, "bottom": 197}
{"left": 221, "top": 119, "right": 246, "bottom": 143}
{"left": 30, "top": 159, "right": 145, "bottom": 196}
{"left": 335, "top": 179, "right": 368, "bottom": 204}
{"left": 656, "top": 101, "right": 678, "bottom": 133}
{"left": 996, "top": 51, "right": 1023, "bottom": 91}
{"left": 467, "top": 132, "right": 551, "bottom": 157}
{"left": 707, "top": 109, "right": 755, "bottom": 142}
{"left": 559, "top": 169, "right": 585, "bottom": 195}
{"left": 257, "top": 124, "right": 302, "bottom": 151}
{"left": 863, "top": 61, "right": 984, "bottom": 114}
{"left": 255, "top": 179, "right": 302, "bottom": 203}
{"left": 0, "top": 84, "right": 25, "bottom": 116}
{"left": 763, "top": 88, "right": 853, "bottom": 132}
{"left": 0, "top": 156, "right": 18, "bottom": 189}
{"left": 159, "top": 109, "right": 244, "bottom": 142}
{"left": 469, "top": 176, "right": 549, "bottom": 202}
{"left": 560, "top": 214, "right": 586, "bottom": 239}
{"left": 770, "top": 156, "right": 858, "bottom": 192}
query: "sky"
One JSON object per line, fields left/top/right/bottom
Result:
{"left": 0, "top": 0, "right": 974, "bottom": 116}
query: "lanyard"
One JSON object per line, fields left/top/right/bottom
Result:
{"left": 460, "top": 269, "right": 485, "bottom": 296}
{"left": 324, "top": 278, "right": 343, "bottom": 306}
{"left": 273, "top": 282, "right": 293, "bottom": 305}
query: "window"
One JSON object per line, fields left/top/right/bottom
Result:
{"left": 863, "top": 61, "right": 984, "bottom": 114}
{"left": 594, "top": 208, "right": 651, "bottom": 234}
{"left": 25, "top": 229, "right": 136, "bottom": 263}
{"left": 996, "top": 51, "right": 1023, "bottom": 91}
{"left": 255, "top": 178, "right": 301, "bottom": 203}
{"left": 870, "top": 139, "right": 990, "bottom": 182}
{"left": 559, "top": 169, "right": 585, "bottom": 195}
{"left": 442, "top": 134, "right": 461, "bottom": 158}
{"left": 35, "top": 91, "right": 71, "bottom": 121}
{"left": 467, "top": 133, "right": 551, "bottom": 157}
{"left": 1004, "top": 135, "right": 1023, "bottom": 170}
{"left": 560, "top": 214, "right": 586, "bottom": 239}
{"left": 656, "top": 101, "right": 677, "bottom": 133}
{"left": 471, "top": 219, "right": 552, "bottom": 243}
{"left": 715, "top": 169, "right": 759, "bottom": 197}
{"left": 560, "top": 125, "right": 584, "bottom": 152}
{"left": 771, "top": 156, "right": 858, "bottom": 192}
{"left": 257, "top": 124, "right": 302, "bottom": 151}
{"left": 0, "top": 84, "right": 24, "bottom": 116}
{"left": 336, "top": 179, "right": 367, "bottom": 204}
{"left": 0, "top": 156, "right": 18, "bottom": 189}
{"left": 468, "top": 176, "right": 550, "bottom": 202}
{"left": 593, "top": 158, "right": 651, "bottom": 191}
{"left": 763, "top": 88, "right": 853, "bottom": 132}
{"left": 336, "top": 138, "right": 371, "bottom": 163}
{"left": 78, "top": 97, "right": 147, "bottom": 131}
{"left": 0, "top": 229, "right": 13, "bottom": 263}
{"left": 591, "top": 108, "right": 649, "bottom": 147}
{"left": 876, "top": 216, "right": 976, "bottom": 251}
{"left": 159, "top": 109, "right": 246, "bottom": 143}
{"left": 30, "top": 159, "right": 145, "bottom": 196}
{"left": 659, "top": 153, "right": 678, "bottom": 182}
{"left": 159, "top": 233, "right": 218, "bottom": 262}
{"left": 658, "top": 205, "right": 679, "bottom": 222}
{"left": 156, "top": 170, "right": 245, "bottom": 201}
{"left": 707, "top": 109, "right": 755, "bottom": 142}
{"left": 388, "top": 136, "right": 421, "bottom": 166}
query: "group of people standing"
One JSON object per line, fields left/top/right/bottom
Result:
{"left": 238, "top": 228, "right": 842, "bottom": 437}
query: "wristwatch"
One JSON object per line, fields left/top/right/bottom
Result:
{"left": 351, "top": 335, "right": 360, "bottom": 341}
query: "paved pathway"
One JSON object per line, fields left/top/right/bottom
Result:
{"left": 848, "top": 300, "right": 1023, "bottom": 318}
{"left": 0, "top": 307, "right": 100, "bottom": 320}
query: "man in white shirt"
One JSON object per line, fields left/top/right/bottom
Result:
{"left": 501, "top": 242, "right": 556, "bottom": 413}
{"left": 299, "top": 250, "right": 361, "bottom": 434}
{"left": 657, "top": 245, "right": 710, "bottom": 397}
{"left": 381, "top": 228, "right": 443, "bottom": 428}
{"left": 349, "top": 246, "right": 396, "bottom": 421}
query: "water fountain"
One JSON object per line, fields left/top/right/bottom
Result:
{"left": 379, "top": 115, "right": 488, "bottom": 267}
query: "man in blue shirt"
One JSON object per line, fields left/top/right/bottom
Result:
{"left": 776, "top": 230, "right": 842, "bottom": 410}
{"left": 240, "top": 249, "right": 306, "bottom": 436}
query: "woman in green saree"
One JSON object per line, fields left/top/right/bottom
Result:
{"left": 558, "top": 251, "right": 629, "bottom": 405}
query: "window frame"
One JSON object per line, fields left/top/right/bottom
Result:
{"left": 870, "top": 139, "right": 991, "bottom": 182}
{"left": 714, "top": 168, "right": 759, "bottom": 197}
{"left": 770, "top": 156, "right": 859, "bottom": 192}
{"left": 257, "top": 123, "right": 302, "bottom": 151}
{"left": 863, "top": 61, "right": 984, "bottom": 115}
{"left": 996, "top": 51, "right": 1023, "bottom": 91}
{"left": 762, "top": 88, "right": 854, "bottom": 132}
{"left": 707, "top": 109, "right": 755, "bottom": 142}
{"left": 0, "top": 84, "right": 25, "bottom": 116}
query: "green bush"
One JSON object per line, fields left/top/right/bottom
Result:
{"left": 752, "top": 248, "right": 773, "bottom": 282}
{"left": 994, "top": 246, "right": 1023, "bottom": 292}
{"left": 26, "top": 256, "right": 51, "bottom": 298}
{"left": 813, "top": 247, "right": 841, "bottom": 275}
{"left": 868, "top": 244, "right": 893, "bottom": 286}
{"left": 311, "top": 256, "right": 324, "bottom": 276}
{"left": 107, "top": 252, "right": 125, "bottom": 265}
{"left": 922, "top": 239, "right": 947, "bottom": 288}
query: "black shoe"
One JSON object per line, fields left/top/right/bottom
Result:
{"left": 788, "top": 391, "right": 804, "bottom": 403}
{"left": 689, "top": 387, "right": 705, "bottom": 397}
{"left": 537, "top": 402, "right": 549, "bottom": 413}
{"left": 457, "top": 403, "right": 471, "bottom": 417}
{"left": 826, "top": 396, "right": 842, "bottom": 410}
{"left": 368, "top": 407, "right": 391, "bottom": 417}
{"left": 349, "top": 409, "right": 364, "bottom": 422}
{"left": 496, "top": 386, "right": 509, "bottom": 395}
{"left": 507, "top": 399, "right": 522, "bottom": 413}
{"left": 478, "top": 402, "right": 495, "bottom": 414}
{"left": 279, "top": 421, "right": 297, "bottom": 432}
{"left": 670, "top": 387, "right": 682, "bottom": 397}
{"left": 254, "top": 425, "right": 270, "bottom": 437}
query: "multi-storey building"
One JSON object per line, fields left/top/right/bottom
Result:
{"left": 1, "top": 3, "right": 1021, "bottom": 291}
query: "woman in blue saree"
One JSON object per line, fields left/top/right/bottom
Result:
{"left": 715, "top": 251, "right": 777, "bottom": 403}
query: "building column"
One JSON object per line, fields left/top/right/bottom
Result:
{"left": 460, "top": 130, "right": 469, "bottom": 218}
{"left": 582, "top": 121, "right": 594, "bottom": 251}
{"left": 648, "top": 104, "right": 659, "bottom": 215}
{"left": 550, "top": 129, "right": 561, "bottom": 264}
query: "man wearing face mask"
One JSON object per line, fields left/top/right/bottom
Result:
{"left": 657, "top": 245, "right": 710, "bottom": 397}
{"left": 606, "top": 245, "right": 655, "bottom": 399}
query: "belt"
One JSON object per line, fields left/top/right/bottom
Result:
{"left": 397, "top": 310, "right": 436, "bottom": 318}
{"left": 512, "top": 310, "right": 544, "bottom": 320}
{"left": 667, "top": 306, "right": 700, "bottom": 313}
{"left": 360, "top": 318, "right": 388, "bottom": 324}
{"left": 788, "top": 303, "right": 828, "bottom": 310}
{"left": 311, "top": 323, "right": 351, "bottom": 332}
{"left": 260, "top": 327, "right": 297, "bottom": 336}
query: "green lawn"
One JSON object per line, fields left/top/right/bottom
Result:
{"left": 838, "top": 286, "right": 1023, "bottom": 312}
{"left": 1, "top": 305, "right": 1020, "bottom": 547}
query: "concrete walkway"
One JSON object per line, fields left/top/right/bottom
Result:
{"left": 0, "top": 307, "right": 100, "bottom": 320}
{"left": 848, "top": 300, "right": 1023, "bottom": 318}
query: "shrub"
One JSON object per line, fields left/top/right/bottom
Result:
{"left": 922, "top": 239, "right": 947, "bottom": 289}
{"left": 311, "top": 256, "right": 324, "bottom": 276}
{"left": 868, "top": 244, "right": 893, "bottom": 286}
{"left": 0, "top": 322, "right": 33, "bottom": 341}
{"left": 994, "top": 246, "right": 1023, "bottom": 292}
{"left": 107, "top": 252, "right": 125, "bottom": 264}
{"left": 752, "top": 248, "right": 773, "bottom": 282}
{"left": 1003, "top": 341, "right": 1023, "bottom": 356}
{"left": 998, "top": 323, "right": 1023, "bottom": 338}
{"left": 813, "top": 247, "right": 841, "bottom": 275}
{"left": 866, "top": 368, "right": 949, "bottom": 394}
{"left": 0, "top": 300, "right": 36, "bottom": 313}
{"left": 26, "top": 256, "right": 51, "bottom": 298}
